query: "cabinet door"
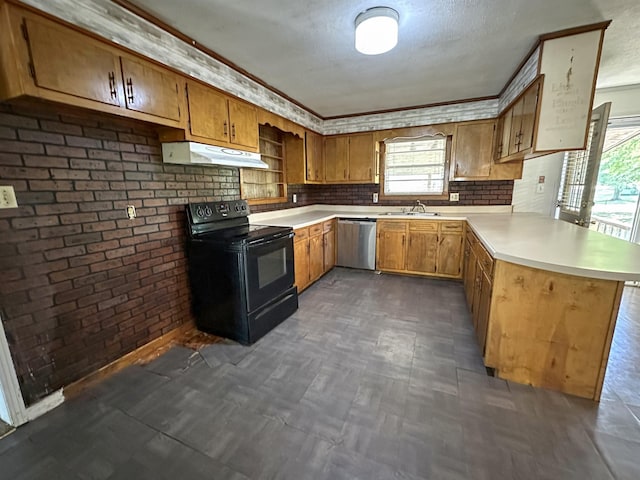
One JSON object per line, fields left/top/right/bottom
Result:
{"left": 475, "top": 269, "right": 492, "bottom": 355}
{"left": 120, "top": 56, "right": 181, "bottom": 121}
{"left": 348, "top": 133, "right": 375, "bottom": 181}
{"left": 471, "top": 260, "right": 483, "bottom": 328}
{"left": 186, "top": 81, "right": 229, "bottom": 143}
{"left": 324, "top": 136, "right": 349, "bottom": 182}
{"left": 463, "top": 239, "right": 477, "bottom": 308}
{"left": 294, "top": 239, "right": 310, "bottom": 291}
{"left": 376, "top": 222, "right": 406, "bottom": 271}
{"left": 499, "top": 110, "right": 513, "bottom": 159}
{"left": 305, "top": 131, "right": 324, "bottom": 182}
{"left": 519, "top": 81, "right": 540, "bottom": 152}
{"left": 228, "top": 98, "right": 258, "bottom": 149}
{"left": 24, "top": 15, "right": 122, "bottom": 106}
{"left": 309, "top": 234, "right": 324, "bottom": 282}
{"left": 406, "top": 230, "right": 438, "bottom": 273}
{"left": 452, "top": 121, "right": 495, "bottom": 178}
{"left": 438, "top": 233, "right": 464, "bottom": 277}
{"left": 508, "top": 97, "right": 524, "bottom": 156}
{"left": 323, "top": 229, "right": 336, "bottom": 272}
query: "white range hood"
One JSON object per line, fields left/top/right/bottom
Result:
{"left": 162, "top": 142, "right": 268, "bottom": 169}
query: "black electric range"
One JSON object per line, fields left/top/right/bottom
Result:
{"left": 185, "top": 200, "right": 298, "bottom": 344}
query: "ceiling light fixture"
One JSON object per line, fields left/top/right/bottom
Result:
{"left": 355, "top": 6, "right": 399, "bottom": 55}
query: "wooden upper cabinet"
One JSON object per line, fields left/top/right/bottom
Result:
{"left": 451, "top": 121, "right": 495, "bottom": 179}
{"left": 184, "top": 81, "right": 258, "bottom": 150}
{"left": 324, "top": 133, "right": 376, "bottom": 183}
{"left": 21, "top": 14, "right": 122, "bottom": 107}
{"left": 228, "top": 98, "right": 258, "bottom": 149}
{"left": 324, "top": 136, "right": 349, "bottom": 182}
{"left": 1, "top": 6, "right": 185, "bottom": 128}
{"left": 519, "top": 81, "right": 540, "bottom": 152}
{"left": 305, "top": 131, "right": 324, "bottom": 182}
{"left": 186, "top": 80, "right": 229, "bottom": 143}
{"left": 120, "top": 56, "right": 181, "bottom": 121}
{"left": 348, "top": 133, "right": 375, "bottom": 181}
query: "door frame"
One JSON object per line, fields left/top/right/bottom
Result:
{"left": 0, "top": 315, "right": 28, "bottom": 426}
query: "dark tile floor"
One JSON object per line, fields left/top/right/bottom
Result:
{"left": 1, "top": 268, "right": 639, "bottom": 479}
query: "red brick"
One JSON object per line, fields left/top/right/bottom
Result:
{"left": 0, "top": 139, "right": 44, "bottom": 154}
{"left": 90, "top": 258, "right": 124, "bottom": 273}
{"left": 76, "top": 290, "right": 112, "bottom": 308}
{"left": 82, "top": 220, "right": 116, "bottom": 233}
{"left": 50, "top": 169, "right": 91, "bottom": 180}
{"left": 74, "top": 180, "right": 110, "bottom": 191}
{"left": 18, "top": 129, "right": 65, "bottom": 145}
{"left": 60, "top": 212, "right": 99, "bottom": 225}
{"left": 56, "top": 191, "right": 95, "bottom": 202}
{"left": 44, "top": 245, "right": 87, "bottom": 261}
{"left": 65, "top": 135, "right": 102, "bottom": 148}
{"left": 0, "top": 112, "right": 39, "bottom": 129}
{"left": 105, "top": 246, "right": 135, "bottom": 260}
{"left": 49, "top": 266, "right": 90, "bottom": 283}
{"left": 29, "top": 180, "right": 74, "bottom": 191}
{"left": 17, "top": 238, "right": 64, "bottom": 254}
{"left": 87, "top": 149, "right": 121, "bottom": 161}
{"left": 0, "top": 166, "right": 50, "bottom": 179}
{"left": 69, "top": 252, "right": 106, "bottom": 267}
{"left": 45, "top": 145, "right": 87, "bottom": 158}
{"left": 64, "top": 232, "right": 102, "bottom": 246}
{"left": 102, "top": 228, "right": 132, "bottom": 240}
{"left": 11, "top": 216, "right": 59, "bottom": 229}
{"left": 40, "top": 120, "right": 83, "bottom": 136}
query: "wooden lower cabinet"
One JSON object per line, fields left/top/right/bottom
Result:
{"left": 376, "top": 221, "right": 407, "bottom": 271}
{"left": 376, "top": 220, "right": 464, "bottom": 278}
{"left": 293, "top": 220, "right": 336, "bottom": 292}
{"left": 462, "top": 227, "right": 622, "bottom": 400}
{"left": 293, "top": 231, "right": 311, "bottom": 292}
{"left": 323, "top": 220, "right": 336, "bottom": 272}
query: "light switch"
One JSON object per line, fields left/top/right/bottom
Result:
{"left": 536, "top": 183, "right": 545, "bottom": 194}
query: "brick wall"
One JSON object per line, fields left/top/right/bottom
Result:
{"left": 0, "top": 102, "right": 239, "bottom": 405}
{"left": 250, "top": 181, "right": 514, "bottom": 213}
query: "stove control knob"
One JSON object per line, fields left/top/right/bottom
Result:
{"left": 204, "top": 206, "right": 213, "bottom": 217}
{"left": 235, "top": 205, "right": 240, "bottom": 212}
{"left": 241, "top": 204, "right": 247, "bottom": 210}
{"left": 196, "top": 206, "right": 205, "bottom": 218}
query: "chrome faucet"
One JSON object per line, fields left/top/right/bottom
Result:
{"left": 411, "top": 200, "right": 427, "bottom": 213}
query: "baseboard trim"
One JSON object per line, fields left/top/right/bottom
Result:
{"left": 64, "top": 322, "right": 195, "bottom": 400}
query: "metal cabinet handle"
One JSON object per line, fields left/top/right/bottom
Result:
{"left": 223, "top": 121, "right": 228, "bottom": 137}
{"left": 108, "top": 72, "right": 117, "bottom": 99}
{"left": 126, "top": 78, "right": 134, "bottom": 103}
{"left": 231, "top": 123, "right": 236, "bottom": 140}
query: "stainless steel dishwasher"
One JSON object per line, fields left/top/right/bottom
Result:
{"left": 337, "top": 218, "right": 377, "bottom": 270}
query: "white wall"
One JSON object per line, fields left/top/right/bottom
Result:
{"left": 0, "top": 379, "right": 8, "bottom": 425}
{"left": 512, "top": 153, "right": 564, "bottom": 216}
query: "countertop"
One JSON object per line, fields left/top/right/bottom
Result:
{"left": 250, "top": 205, "right": 640, "bottom": 282}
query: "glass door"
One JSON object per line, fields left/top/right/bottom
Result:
{"left": 557, "top": 103, "right": 611, "bottom": 226}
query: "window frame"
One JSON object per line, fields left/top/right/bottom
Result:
{"left": 379, "top": 134, "right": 452, "bottom": 200}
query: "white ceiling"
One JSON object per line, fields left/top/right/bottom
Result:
{"left": 128, "top": 0, "right": 640, "bottom": 118}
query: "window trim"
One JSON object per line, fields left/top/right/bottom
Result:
{"left": 379, "top": 135, "right": 452, "bottom": 200}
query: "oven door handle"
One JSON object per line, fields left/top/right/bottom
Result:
{"left": 247, "top": 231, "right": 294, "bottom": 247}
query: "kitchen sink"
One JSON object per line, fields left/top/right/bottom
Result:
{"left": 384, "top": 211, "right": 439, "bottom": 216}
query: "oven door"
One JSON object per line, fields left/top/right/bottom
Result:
{"left": 244, "top": 232, "right": 295, "bottom": 312}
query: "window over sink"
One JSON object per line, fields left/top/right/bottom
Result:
{"left": 381, "top": 135, "right": 451, "bottom": 198}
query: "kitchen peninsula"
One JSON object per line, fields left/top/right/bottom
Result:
{"left": 252, "top": 205, "right": 640, "bottom": 400}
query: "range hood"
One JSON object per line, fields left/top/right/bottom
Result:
{"left": 162, "top": 142, "right": 268, "bottom": 169}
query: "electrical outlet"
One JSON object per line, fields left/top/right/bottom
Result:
{"left": 292, "top": 194, "right": 297, "bottom": 203}
{"left": 449, "top": 192, "right": 459, "bottom": 202}
{"left": 0, "top": 186, "right": 18, "bottom": 209}
{"left": 373, "top": 193, "right": 379, "bottom": 203}
{"left": 126, "top": 205, "right": 136, "bottom": 219}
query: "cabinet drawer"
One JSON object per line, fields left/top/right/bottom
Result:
{"left": 309, "top": 222, "right": 323, "bottom": 237}
{"left": 294, "top": 227, "right": 309, "bottom": 243}
{"left": 377, "top": 220, "right": 407, "bottom": 232}
{"left": 322, "top": 220, "right": 334, "bottom": 233}
{"left": 409, "top": 221, "right": 438, "bottom": 232}
{"left": 440, "top": 221, "right": 464, "bottom": 233}
{"left": 475, "top": 241, "right": 494, "bottom": 277}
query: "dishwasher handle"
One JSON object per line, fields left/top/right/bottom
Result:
{"left": 338, "top": 218, "right": 377, "bottom": 224}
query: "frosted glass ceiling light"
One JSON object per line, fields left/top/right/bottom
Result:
{"left": 355, "top": 7, "right": 399, "bottom": 55}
